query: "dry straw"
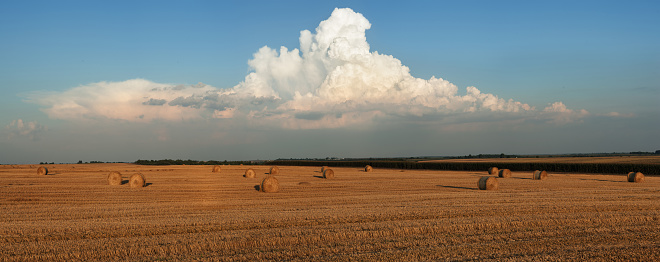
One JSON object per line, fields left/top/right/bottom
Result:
{"left": 478, "top": 176, "right": 499, "bottom": 190}
{"left": 212, "top": 165, "right": 222, "bottom": 173}
{"left": 269, "top": 166, "right": 280, "bottom": 175}
{"left": 533, "top": 170, "right": 548, "bottom": 180}
{"left": 498, "top": 169, "right": 512, "bottom": 178}
{"left": 107, "top": 171, "right": 122, "bottom": 185}
{"left": 365, "top": 165, "right": 373, "bottom": 172}
{"left": 323, "top": 169, "right": 335, "bottom": 179}
{"left": 260, "top": 176, "right": 280, "bottom": 193}
{"left": 488, "top": 167, "right": 499, "bottom": 176}
{"left": 627, "top": 172, "right": 645, "bottom": 183}
{"left": 129, "top": 173, "right": 146, "bottom": 188}
{"left": 244, "top": 168, "right": 256, "bottom": 178}
{"left": 37, "top": 166, "right": 48, "bottom": 176}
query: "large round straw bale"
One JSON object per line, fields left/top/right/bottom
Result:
{"left": 498, "top": 169, "right": 512, "bottom": 178}
{"left": 627, "top": 172, "right": 645, "bottom": 183}
{"left": 365, "top": 165, "right": 373, "bottom": 172}
{"left": 488, "top": 167, "right": 499, "bottom": 175}
{"left": 260, "top": 176, "right": 280, "bottom": 193}
{"left": 533, "top": 170, "right": 548, "bottom": 180}
{"left": 321, "top": 166, "right": 328, "bottom": 172}
{"left": 129, "top": 173, "right": 146, "bottom": 188}
{"left": 107, "top": 171, "right": 122, "bottom": 185}
{"left": 212, "top": 165, "right": 221, "bottom": 173}
{"left": 323, "top": 169, "right": 335, "bottom": 179}
{"left": 37, "top": 166, "right": 48, "bottom": 176}
{"left": 244, "top": 168, "right": 256, "bottom": 178}
{"left": 478, "top": 176, "right": 499, "bottom": 190}
{"left": 269, "top": 166, "right": 280, "bottom": 175}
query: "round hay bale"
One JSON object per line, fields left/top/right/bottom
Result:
{"left": 488, "top": 167, "right": 499, "bottom": 175}
{"left": 323, "top": 169, "right": 335, "bottom": 179}
{"left": 260, "top": 176, "right": 279, "bottom": 193}
{"left": 129, "top": 173, "right": 146, "bottom": 188}
{"left": 533, "top": 170, "right": 548, "bottom": 180}
{"left": 269, "top": 166, "right": 280, "bottom": 175}
{"left": 37, "top": 166, "right": 48, "bottom": 176}
{"left": 478, "top": 176, "right": 499, "bottom": 190}
{"left": 107, "top": 171, "right": 122, "bottom": 185}
{"left": 498, "top": 169, "right": 512, "bottom": 178}
{"left": 321, "top": 166, "right": 328, "bottom": 172}
{"left": 244, "top": 168, "right": 256, "bottom": 178}
{"left": 212, "top": 165, "right": 221, "bottom": 173}
{"left": 628, "top": 172, "right": 645, "bottom": 183}
{"left": 365, "top": 165, "right": 373, "bottom": 172}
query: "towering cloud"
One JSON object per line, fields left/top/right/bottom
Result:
{"left": 28, "top": 8, "right": 585, "bottom": 128}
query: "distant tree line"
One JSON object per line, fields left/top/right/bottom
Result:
{"left": 134, "top": 159, "right": 262, "bottom": 166}
{"left": 266, "top": 160, "right": 660, "bottom": 175}
{"left": 75, "top": 161, "right": 124, "bottom": 164}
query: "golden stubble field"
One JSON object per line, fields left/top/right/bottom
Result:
{"left": 1, "top": 163, "right": 659, "bottom": 261}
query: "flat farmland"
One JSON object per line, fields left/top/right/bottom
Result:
{"left": 1, "top": 163, "right": 659, "bottom": 261}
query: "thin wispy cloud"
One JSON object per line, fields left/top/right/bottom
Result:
{"left": 603, "top": 112, "right": 635, "bottom": 118}
{"left": 28, "top": 8, "right": 586, "bottom": 129}
{"left": 5, "top": 119, "right": 47, "bottom": 141}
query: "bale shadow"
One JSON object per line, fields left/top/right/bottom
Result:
{"left": 512, "top": 177, "right": 533, "bottom": 180}
{"left": 312, "top": 175, "right": 324, "bottom": 179}
{"left": 436, "top": 185, "right": 477, "bottom": 190}
{"left": 578, "top": 178, "right": 625, "bottom": 183}
{"left": 469, "top": 173, "right": 488, "bottom": 177}
{"left": 254, "top": 185, "right": 261, "bottom": 191}
{"left": 120, "top": 180, "right": 128, "bottom": 185}
{"left": 145, "top": 183, "right": 153, "bottom": 187}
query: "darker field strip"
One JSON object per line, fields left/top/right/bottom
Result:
{"left": 421, "top": 156, "right": 660, "bottom": 164}
{"left": 272, "top": 158, "right": 660, "bottom": 175}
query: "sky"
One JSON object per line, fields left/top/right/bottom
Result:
{"left": 1, "top": 0, "right": 659, "bottom": 164}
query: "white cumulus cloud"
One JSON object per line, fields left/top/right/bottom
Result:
{"left": 542, "top": 102, "right": 590, "bottom": 124}
{"left": 28, "top": 8, "right": 585, "bottom": 129}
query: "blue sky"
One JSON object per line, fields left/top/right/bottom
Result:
{"left": 1, "top": 1, "right": 658, "bottom": 164}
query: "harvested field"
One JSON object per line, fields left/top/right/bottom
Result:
{"left": 1, "top": 163, "right": 659, "bottom": 261}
